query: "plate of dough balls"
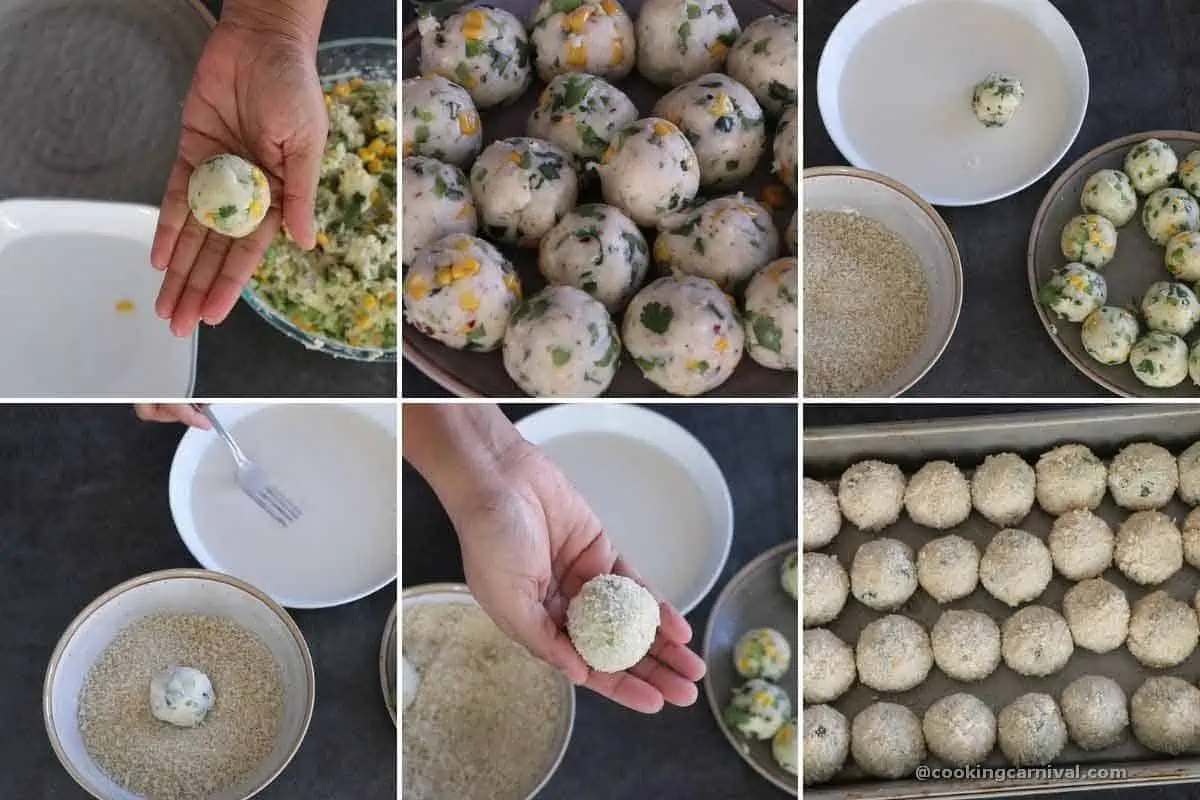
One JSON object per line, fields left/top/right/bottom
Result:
{"left": 1030, "top": 130, "right": 1200, "bottom": 396}
{"left": 400, "top": 0, "right": 798, "bottom": 398}
{"left": 701, "top": 541, "right": 798, "bottom": 795}
{"left": 802, "top": 438, "right": 1200, "bottom": 791}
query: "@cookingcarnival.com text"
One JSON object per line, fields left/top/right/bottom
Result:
{"left": 916, "top": 765, "right": 1129, "bottom": 782}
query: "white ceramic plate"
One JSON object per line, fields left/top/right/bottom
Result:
{"left": 0, "top": 199, "right": 196, "bottom": 396}
{"left": 515, "top": 405, "right": 733, "bottom": 615}
{"left": 169, "top": 403, "right": 398, "bottom": 609}
{"left": 817, "top": 0, "right": 1088, "bottom": 206}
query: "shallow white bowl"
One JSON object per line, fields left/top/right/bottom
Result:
{"left": 44, "top": 569, "right": 315, "bottom": 800}
{"left": 803, "top": 166, "right": 964, "bottom": 397}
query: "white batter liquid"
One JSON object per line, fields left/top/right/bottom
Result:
{"left": 191, "top": 405, "right": 397, "bottom": 605}
{"left": 838, "top": 0, "right": 1076, "bottom": 201}
{"left": 538, "top": 432, "right": 716, "bottom": 609}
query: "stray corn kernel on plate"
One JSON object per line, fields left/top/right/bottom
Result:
{"left": 401, "top": 0, "right": 799, "bottom": 397}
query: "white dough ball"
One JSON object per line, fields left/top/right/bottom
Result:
{"left": 187, "top": 154, "right": 270, "bottom": 238}
{"left": 1108, "top": 441, "right": 1179, "bottom": 510}
{"left": 838, "top": 460, "right": 906, "bottom": 532}
{"left": 529, "top": 0, "right": 636, "bottom": 82}
{"left": 1131, "top": 676, "right": 1200, "bottom": 754}
{"left": 785, "top": 209, "right": 797, "bottom": 254}
{"left": 401, "top": 655, "right": 419, "bottom": 711}
{"left": 997, "top": 693, "right": 1067, "bottom": 767}
{"left": 1143, "top": 187, "right": 1200, "bottom": 246}
{"left": 1180, "top": 149, "right": 1200, "bottom": 195}
{"left": 1001, "top": 605, "right": 1073, "bottom": 677}
{"left": 803, "top": 552, "right": 848, "bottom": 628}
{"left": 1166, "top": 231, "right": 1200, "bottom": 282}
{"left": 804, "top": 705, "right": 849, "bottom": 786}
{"left": 1130, "top": 331, "right": 1189, "bottom": 388}
{"left": 904, "top": 460, "right": 971, "bottom": 530}
{"left": 850, "top": 538, "right": 917, "bottom": 612}
{"left": 653, "top": 194, "right": 780, "bottom": 290}
{"left": 402, "top": 156, "right": 477, "bottom": 265}
{"left": 855, "top": 614, "right": 932, "bottom": 693}
{"left": 725, "top": 14, "right": 798, "bottom": 115}
{"left": 1038, "top": 263, "right": 1107, "bottom": 323}
{"left": 1081, "top": 306, "right": 1140, "bottom": 366}
{"left": 743, "top": 257, "right": 798, "bottom": 371}
{"left": 979, "top": 528, "right": 1053, "bottom": 607}
{"left": 772, "top": 718, "right": 798, "bottom": 776}
{"left": 917, "top": 535, "right": 979, "bottom": 604}
{"left": 1178, "top": 442, "right": 1200, "bottom": 505}
{"left": 470, "top": 137, "right": 578, "bottom": 247}
{"left": 851, "top": 703, "right": 925, "bottom": 779}
{"left": 1124, "top": 137, "right": 1179, "bottom": 195}
{"left": 653, "top": 73, "right": 767, "bottom": 187}
{"left": 725, "top": 678, "right": 790, "bottom": 739}
{"left": 1061, "top": 577, "right": 1129, "bottom": 654}
{"left": 803, "top": 477, "right": 841, "bottom": 549}
{"left": 401, "top": 75, "right": 482, "bottom": 166}
{"left": 418, "top": 7, "right": 531, "bottom": 109}
{"left": 970, "top": 452, "right": 1035, "bottom": 526}
{"left": 803, "top": 628, "right": 855, "bottom": 704}
{"left": 735, "top": 627, "right": 791, "bottom": 681}
{"left": 1048, "top": 509, "right": 1113, "bottom": 579}
{"left": 1061, "top": 675, "right": 1128, "bottom": 751}
{"left": 774, "top": 105, "right": 797, "bottom": 193}
{"left": 1035, "top": 443, "right": 1108, "bottom": 515}
{"left": 527, "top": 73, "right": 639, "bottom": 167}
{"left": 1190, "top": 341, "right": 1200, "bottom": 388}
{"left": 1060, "top": 214, "right": 1117, "bottom": 268}
{"left": 1115, "top": 510, "right": 1183, "bottom": 585}
{"left": 1080, "top": 168, "right": 1138, "bottom": 226}
{"left": 537, "top": 203, "right": 648, "bottom": 313}
{"left": 149, "top": 666, "right": 214, "bottom": 728}
{"left": 635, "top": 0, "right": 741, "bottom": 88}
{"left": 970, "top": 72, "right": 1024, "bottom": 127}
{"left": 566, "top": 574, "right": 659, "bottom": 672}
{"left": 595, "top": 117, "right": 700, "bottom": 227}
{"left": 923, "top": 693, "right": 996, "bottom": 767}
{"left": 1127, "top": 590, "right": 1198, "bottom": 668}
{"left": 930, "top": 609, "right": 1001, "bottom": 683}
{"left": 1141, "top": 281, "right": 1200, "bottom": 336}
{"left": 781, "top": 551, "right": 797, "bottom": 600}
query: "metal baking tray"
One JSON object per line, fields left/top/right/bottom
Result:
{"left": 804, "top": 405, "right": 1200, "bottom": 799}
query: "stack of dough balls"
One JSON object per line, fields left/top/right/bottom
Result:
{"left": 803, "top": 436, "right": 1200, "bottom": 786}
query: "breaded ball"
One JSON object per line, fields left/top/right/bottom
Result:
{"left": 566, "top": 574, "right": 659, "bottom": 672}
{"left": 856, "top": 615, "right": 932, "bottom": 693}
{"left": 1114, "top": 510, "right": 1183, "bottom": 585}
{"left": 1185, "top": 507, "right": 1200, "bottom": 569}
{"left": 1061, "top": 577, "right": 1129, "bottom": 654}
{"left": 804, "top": 705, "right": 849, "bottom": 786}
{"left": 1127, "top": 590, "right": 1198, "bottom": 668}
{"left": 1061, "top": 675, "right": 1128, "bottom": 751}
{"left": 917, "top": 535, "right": 980, "bottom": 604}
{"left": 850, "top": 538, "right": 917, "bottom": 612}
{"left": 1047, "top": 509, "right": 1114, "bottom": 580}
{"left": 903, "top": 460, "right": 971, "bottom": 530}
{"left": 803, "top": 477, "right": 841, "bottom": 549}
{"left": 838, "top": 460, "right": 905, "bottom": 532}
{"left": 803, "top": 628, "right": 855, "bottom": 704}
{"left": 979, "top": 529, "right": 1053, "bottom": 607}
{"left": 1179, "top": 441, "right": 1200, "bottom": 505}
{"left": 930, "top": 610, "right": 1001, "bottom": 683}
{"left": 970, "top": 452, "right": 1035, "bottom": 526}
{"left": 1131, "top": 676, "right": 1200, "bottom": 755}
{"left": 851, "top": 703, "right": 926, "bottom": 779}
{"left": 1001, "top": 606, "right": 1073, "bottom": 677}
{"left": 1108, "top": 442, "right": 1178, "bottom": 510}
{"left": 1035, "top": 444, "right": 1107, "bottom": 515}
{"left": 997, "top": 693, "right": 1068, "bottom": 767}
{"left": 922, "top": 693, "right": 996, "bottom": 767}
{"left": 803, "top": 552, "right": 848, "bottom": 628}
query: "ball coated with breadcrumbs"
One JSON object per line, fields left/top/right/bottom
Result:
{"left": 1131, "top": 676, "right": 1200, "bottom": 755}
{"left": 1127, "top": 590, "right": 1198, "bottom": 668}
{"left": 804, "top": 704, "right": 849, "bottom": 786}
{"left": 970, "top": 452, "right": 1035, "bottom": 527}
{"left": 1047, "top": 509, "right": 1114, "bottom": 580}
{"left": 803, "top": 628, "right": 855, "bottom": 704}
{"left": 922, "top": 693, "right": 996, "bottom": 767}
{"left": 803, "top": 477, "right": 841, "bottom": 549}
{"left": 1001, "top": 606, "right": 1073, "bottom": 677}
{"left": 1061, "top": 675, "right": 1128, "bottom": 751}
{"left": 566, "top": 574, "right": 659, "bottom": 673}
{"left": 850, "top": 538, "right": 917, "bottom": 612}
{"left": 803, "top": 552, "right": 848, "bottom": 628}
{"left": 917, "top": 535, "right": 980, "bottom": 604}
{"left": 1114, "top": 510, "right": 1183, "bottom": 585}
{"left": 838, "top": 460, "right": 905, "bottom": 532}
{"left": 1061, "top": 577, "right": 1129, "bottom": 654}
{"left": 1035, "top": 444, "right": 1107, "bottom": 515}
{"left": 979, "top": 528, "right": 1052, "bottom": 607}
{"left": 904, "top": 460, "right": 971, "bottom": 530}
{"left": 1108, "top": 442, "right": 1178, "bottom": 510}
{"left": 930, "top": 609, "right": 1001, "bottom": 683}
{"left": 851, "top": 702, "right": 926, "bottom": 779}
{"left": 998, "top": 693, "right": 1067, "bottom": 766}
{"left": 856, "top": 614, "right": 931, "bottom": 693}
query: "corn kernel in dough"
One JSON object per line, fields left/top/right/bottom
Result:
{"left": 187, "top": 154, "right": 271, "bottom": 238}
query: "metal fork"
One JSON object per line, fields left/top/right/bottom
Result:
{"left": 193, "top": 405, "right": 303, "bottom": 526}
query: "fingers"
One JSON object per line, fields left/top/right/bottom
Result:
{"left": 629, "top": 654, "right": 698, "bottom": 707}
{"left": 517, "top": 597, "right": 591, "bottom": 686}
{"left": 280, "top": 138, "right": 323, "bottom": 250}
{"left": 168, "top": 232, "right": 233, "bottom": 337}
{"left": 199, "top": 207, "right": 281, "bottom": 325}
{"left": 133, "top": 404, "right": 212, "bottom": 429}
{"left": 151, "top": 161, "right": 193, "bottom": 270}
{"left": 649, "top": 636, "right": 706, "bottom": 683}
{"left": 156, "top": 217, "right": 208, "bottom": 322}
{"left": 583, "top": 670, "right": 665, "bottom": 714}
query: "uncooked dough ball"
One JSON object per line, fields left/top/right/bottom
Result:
{"left": 1179, "top": 442, "right": 1200, "bottom": 505}
{"left": 1124, "top": 138, "right": 1179, "bottom": 195}
{"left": 725, "top": 678, "right": 790, "bottom": 739}
{"left": 187, "top": 154, "right": 270, "bottom": 238}
{"left": 401, "top": 75, "right": 482, "bottom": 166}
{"left": 922, "top": 693, "right": 996, "bottom": 767}
{"left": 743, "top": 257, "right": 798, "bottom": 371}
{"left": 971, "top": 452, "right": 1035, "bottom": 526}
{"left": 403, "top": 233, "right": 522, "bottom": 352}
{"left": 1166, "top": 231, "right": 1200, "bottom": 282}
{"left": 653, "top": 73, "right": 766, "bottom": 188}
{"left": 838, "top": 460, "right": 905, "bottom": 532}
{"left": 502, "top": 285, "right": 621, "bottom": 398}
{"left": 417, "top": 7, "right": 531, "bottom": 109}
{"left": 735, "top": 627, "right": 791, "bottom": 681}
{"left": 635, "top": 0, "right": 741, "bottom": 88}
{"left": 1001, "top": 605, "right": 1073, "bottom": 677}
{"left": 402, "top": 156, "right": 477, "bottom": 265}
{"left": 566, "top": 574, "right": 659, "bottom": 672}
{"left": 1131, "top": 676, "right": 1200, "bottom": 755}
{"left": 1181, "top": 149, "right": 1200, "bottom": 195}
{"left": 1130, "top": 331, "right": 1189, "bottom": 389}
{"left": 851, "top": 703, "right": 925, "bottom": 779}
{"left": 979, "top": 528, "right": 1053, "bottom": 607}
{"left": 803, "top": 477, "right": 841, "bottom": 549}
{"left": 653, "top": 194, "right": 780, "bottom": 290}
{"left": 1061, "top": 675, "right": 1128, "bottom": 751}
{"left": 1141, "top": 281, "right": 1200, "bottom": 337}
{"left": 1080, "top": 168, "right": 1138, "bottom": 226}
{"left": 850, "top": 538, "right": 917, "bottom": 612}
{"left": 1190, "top": 342, "right": 1200, "bottom": 388}
{"left": 1048, "top": 509, "right": 1113, "bottom": 580}
{"left": 803, "top": 552, "right": 848, "bottom": 628}
{"left": 1038, "top": 263, "right": 1107, "bottom": 323}
{"left": 917, "top": 535, "right": 979, "bottom": 604}
{"left": 1035, "top": 444, "right": 1107, "bottom": 515}
{"left": 1108, "top": 441, "right": 1178, "bottom": 510}
{"left": 595, "top": 117, "right": 700, "bottom": 227}
{"left": 529, "top": 0, "right": 636, "bottom": 82}
{"left": 930, "top": 610, "right": 1001, "bottom": 683}
{"left": 903, "top": 460, "right": 971, "bottom": 530}
{"left": 527, "top": 73, "right": 638, "bottom": 167}
{"left": 772, "top": 719, "right": 798, "bottom": 776}
{"left": 1060, "top": 214, "right": 1117, "bottom": 269}
{"left": 803, "top": 628, "right": 855, "bottom": 704}
{"left": 537, "top": 203, "right": 648, "bottom": 313}
{"left": 785, "top": 210, "right": 797, "bottom": 255}
{"left": 970, "top": 72, "right": 1024, "bottom": 127}
{"left": 1081, "top": 306, "right": 1140, "bottom": 366}
{"left": 470, "top": 137, "right": 579, "bottom": 247}
{"left": 1143, "top": 187, "right": 1200, "bottom": 246}
{"left": 997, "top": 694, "right": 1067, "bottom": 767}
{"left": 621, "top": 275, "right": 744, "bottom": 396}
{"left": 402, "top": 654, "right": 419, "bottom": 711}
{"left": 726, "top": 14, "right": 798, "bottom": 116}
{"left": 774, "top": 105, "right": 797, "bottom": 194}
{"left": 1061, "top": 577, "right": 1129, "bottom": 654}
{"left": 804, "top": 705, "right": 849, "bottom": 786}
{"left": 1186, "top": 507, "right": 1200, "bottom": 570}
{"left": 781, "top": 551, "right": 797, "bottom": 600}
{"left": 1127, "top": 590, "right": 1198, "bottom": 668}
{"left": 1114, "top": 510, "right": 1183, "bottom": 585}
{"left": 149, "top": 666, "right": 214, "bottom": 728}
{"left": 855, "top": 614, "right": 932, "bottom": 693}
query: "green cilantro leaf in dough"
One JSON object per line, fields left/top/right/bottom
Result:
{"left": 676, "top": 21, "right": 691, "bottom": 53}
{"left": 633, "top": 355, "right": 659, "bottom": 373}
{"left": 595, "top": 327, "right": 620, "bottom": 367}
{"left": 216, "top": 205, "right": 237, "bottom": 220}
{"left": 550, "top": 346, "right": 572, "bottom": 366}
{"left": 640, "top": 301, "right": 674, "bottom": 334}
{"left": 752, "top": 314, "right": 783, "bottom": 354}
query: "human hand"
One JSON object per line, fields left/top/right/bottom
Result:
{"left": 151, "top": 11, "right": 328, "bottom": 337}
{"left": 450, "top": 442, "right": 706, "bottom": 714}
{"left": 133, "top": 404, "right": 212, "bottom": 429}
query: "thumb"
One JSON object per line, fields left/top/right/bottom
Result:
{"left": 513, "top": 599, "right": 590, "bottom": 685}
{"left": 280, "top": 135, "right": 323, "bottom": 251}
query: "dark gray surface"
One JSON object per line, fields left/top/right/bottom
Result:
{"left": 401, "top": 403, "right": 799, "bottom": 799}
{"left": 803, "top": 403, "right": 1095, "bottom": 427}
{"left": 5, "top": 406, "right": 396, "bottom": 799}
{"left": 804, "top": 0, "right": 1200, "bottom": 398}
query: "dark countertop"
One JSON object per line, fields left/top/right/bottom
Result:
{"left": 804, "top": 0, "right": 1200, "bottom": 397}
{"left": 191, "top": 0, "right": 397, "bottom": 398}
{"left": 5, "top": 406, "right": 396, "bottom": 799}
{"left": 401, "top": 403, "right": 799, "bottom": 799}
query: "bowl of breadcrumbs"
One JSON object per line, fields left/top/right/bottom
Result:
{"left": 44, "top": 568, "right": 315, "bottom": 800}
